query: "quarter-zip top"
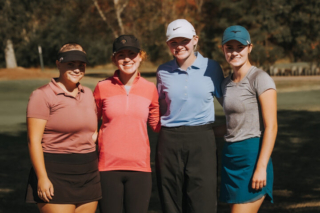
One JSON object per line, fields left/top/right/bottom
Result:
{"left": 93, "top": 70, "right": 160, "bottom": 172}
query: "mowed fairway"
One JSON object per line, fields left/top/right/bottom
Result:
{"left": 0, "top": 75, "right": 320, "bottom": 213}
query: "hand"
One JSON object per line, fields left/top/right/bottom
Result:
{"left": 251, "top": 167, "right": 267, "bottom": 190}
{"left": 37, "top": 177, "right": 54, "bottom": 202}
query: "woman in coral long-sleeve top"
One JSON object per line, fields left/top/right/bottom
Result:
{"left": 93, "top": 35, "right": 160, "bottom": 213}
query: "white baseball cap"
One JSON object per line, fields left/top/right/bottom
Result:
{"left": 166, "top": 19, "right": 196, "bottom": 42}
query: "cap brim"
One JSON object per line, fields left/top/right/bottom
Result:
{"left": 113, "top": 46, "right": 140, "bottom": 54}
{"left": 222, "top": 37, "right": 250, "bottom": 45}
{"left": 57, "top": 51, "right": 88, "bottom": 63}
{"left": 166, "top": 33, "right": 195, "bottom": 42}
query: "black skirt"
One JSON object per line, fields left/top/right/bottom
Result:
{"left": 25, "top": 151, "right": 102, "bottom": 204}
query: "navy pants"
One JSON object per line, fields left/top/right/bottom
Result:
{"left": 156, "top": 124, "right": 218, "bottom": 213}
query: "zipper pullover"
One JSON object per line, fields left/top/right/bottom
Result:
{"left": 93, "top": 70, "right": 160, "bottom": 172}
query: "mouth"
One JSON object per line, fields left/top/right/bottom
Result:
{"left": 122, "top": 63, "right": 135, "bottom": 67}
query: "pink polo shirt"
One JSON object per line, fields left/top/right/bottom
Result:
{"left": 27, "top": 78, "right": 97, "bottom": 154}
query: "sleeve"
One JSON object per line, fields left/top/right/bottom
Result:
{"left": 27, "top": 89, "right": 50, "bottom": 120}
{"left": 212, "top": 61, "right": 225, "bottom": 98}
{"left": 93, "top": 83, "right": 103, "bottom": 120}
{"left": 156, "top": 70, "right": 165, "bottom": 99}
{"left": 254, "top": 71, "right": 276, "bottom": 96}
{"left": 148, "top": 85, "right": 161, "bottom": 132}
{"left": 156, "top": 69, "right": 167, "bottom": 116}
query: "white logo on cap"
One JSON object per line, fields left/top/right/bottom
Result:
{"left": 247, "top": 40, "right": 250, "bottom": 44}
{"left": 59, "top": 57, "right": 63, "bottom": 62}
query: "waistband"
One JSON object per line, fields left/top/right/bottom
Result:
{"left": 161, "top": 123, "right": 214, "bottom": 132}
{"left": 43, "top": 151, "right": 98, "bottom": 164}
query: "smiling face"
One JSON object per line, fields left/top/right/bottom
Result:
{"left": 113, "top": 49, "right": 142, "bottom": 75}
{"left": 56, "top": 60, "right": 86, "bottom": 84}
{"left": 222, "top": 40, "right": 252, "bottom": 68}
{"left": 167, "top": 36, "right": 198, "bottom": 63}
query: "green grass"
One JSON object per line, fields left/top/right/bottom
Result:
{"left": 0, "top": 79, "right": 320, "bottom": 212}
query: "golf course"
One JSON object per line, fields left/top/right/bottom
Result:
{"left": 0, "top": 68, "right": 320, "bottom": 213}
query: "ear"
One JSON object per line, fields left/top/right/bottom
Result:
{"left": 248, "top": 44, "right": 253, "bottom": 54}
{"left": 193, "top": 35, "right": 199, "bottom": 45}
{"left": 111, "top": 56, "right": 117, "bottom": 65}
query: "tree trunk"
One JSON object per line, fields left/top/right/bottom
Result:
{"left": 5, "top": 39, "right": 17, "bottom": 68}
{"left": 92, "top": 0, "right": 119, "bottom": 38}
{"left": 114, "top": 0, "right": 128, "bottom": 35}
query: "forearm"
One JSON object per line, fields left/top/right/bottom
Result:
{"left": 256, "top": 124, "right": 277, "bottom": 169}
{"left": 27, "top": 118, "right": 48, "bottom": 180}
{"left": 28, "top": 141, "right": 48, "bottom": 179}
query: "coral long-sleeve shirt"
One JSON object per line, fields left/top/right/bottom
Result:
{"left": 93, "top": 71, "right": 160, "bottom": 172}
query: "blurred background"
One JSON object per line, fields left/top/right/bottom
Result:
{"left": 1, "top": 0, "right": 320, "bottom": 71}
{"left": 1, "top": 0, "right": 320, "bottom": 212}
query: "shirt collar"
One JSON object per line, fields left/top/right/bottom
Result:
{"left": 171, "top": 52, "right": 205, "bottom": 71}
{"left": 112, "top": 70, "right": 141, "bottom": 85}
{"left": 49, "top": 78, "right": 85, "bottom": 95}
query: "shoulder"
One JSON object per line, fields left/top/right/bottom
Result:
{"left": 95, "top": 77, "right": 115, "bottom": 90}
{"left": 138, "top": 77, "right": 156, "bottom": 88}
{"left": 81, "top": 85, "right": 94, "bottom": 94}
{"left": 247, "top": 66, "right": 272, "bottom": 81}
{"left": 247, "top": 66, "right": 276, "bottom": 93}
{"left": 30, "top": 83, "right": 51, "bottom": 98}
{"left": 221, "top": 74, "right": 231, "bottom": 89}
{"left": 157, "top": 59, "right": 175, "bottom": 73}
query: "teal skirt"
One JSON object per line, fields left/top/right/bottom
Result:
{"left": 219, "top": 137, "right": 273, "bottom": 203}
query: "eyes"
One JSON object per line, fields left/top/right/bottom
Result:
{"left": 115, "top": 50, "right": 138, "bottom": 60}
{"left": 225, "top": 45, "right": 246, "bottom": 52}
{"left": 66, "top": 62, "right": 86, "bottom": 70}
{"left": 168, "top": 39, "right": 191, "bottom": 47}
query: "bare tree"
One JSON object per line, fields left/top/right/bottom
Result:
{"left": 114, "top": 0, "right": 128, "bottom": 35}
{"left": 4, "top": 39, "right": 17, "bottom": 68}
{"left": 92, "top": 0, "right": 128, "bottom": 38}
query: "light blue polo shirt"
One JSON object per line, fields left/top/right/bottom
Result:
{"left": 157, "top": 52, "right": 224, "bottom": 127}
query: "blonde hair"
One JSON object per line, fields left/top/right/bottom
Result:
{"left": 58, "top": 42, "right": 86, "bottom": 54}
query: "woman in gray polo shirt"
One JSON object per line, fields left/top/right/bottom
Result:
{"left": 219, "top": 25, "right": 277, "bottom": 213}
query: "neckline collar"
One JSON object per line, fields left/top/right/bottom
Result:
{"left": 49, "top": 78, "right": 85, "bottom": 95}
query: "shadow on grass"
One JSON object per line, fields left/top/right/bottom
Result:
{"left": 1, "top": 110, "right": 320, "bottom": 212}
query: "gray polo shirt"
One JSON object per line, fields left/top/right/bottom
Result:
{"left": 221, "top": 66, "right": 276, "bottom": 142}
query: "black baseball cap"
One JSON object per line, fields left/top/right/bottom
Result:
{"left": 113, "top": 35, "right": 140, "bottom": 55}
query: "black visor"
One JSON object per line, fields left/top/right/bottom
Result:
{"left": 57, "top": 50, "right": 88, "bottom": 63}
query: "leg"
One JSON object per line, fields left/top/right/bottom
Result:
{"left": 75, "top": 201, "right": 98, "bottom": 213}
{"left": 98, "top": 171, "right": 124, "bottom": 213}
{"left": 123, "top": 172, "right": 152, "bottom": 213}
{"left": 184, "top": 129, "right": 217, "bottom": 213}
{"left": 37, "top": 203, "right": 75, "bottom": 213}
{"left": 156, "top": 130, "right": 185, "bottom": 213}
{"left": 230, "top": 195, "right": 265, "bottom": 213}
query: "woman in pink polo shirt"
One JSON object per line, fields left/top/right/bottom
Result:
{"left": 93, "top": 35, "right": 160, "bottom": 213}
{"left": 25, "top": 43, "right": 101, "bottom": 213}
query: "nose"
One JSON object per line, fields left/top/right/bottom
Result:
{"left": 73, "top": 67, "right": 80, "bottom": 73}
{"left": 231, "top": 50, "right": 238, "bottom": 56}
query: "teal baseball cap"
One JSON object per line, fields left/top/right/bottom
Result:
{"left": 222, "top": 25, "right": 251, "bottom": 45}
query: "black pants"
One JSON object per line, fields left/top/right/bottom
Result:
{"left": 156, "top": 124, "right": 217, "bottom": 213}
{"left": 98, "top": 171, "right": 152, "bottom": 213}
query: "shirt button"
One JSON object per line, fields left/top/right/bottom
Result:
{"left": 185, "top": 93, "right": 187, "bottom": 95}
{"left": 185, "top": 86, "right": 187, "bottom": 88}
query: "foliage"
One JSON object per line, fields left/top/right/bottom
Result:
{"left": 0, "top": 0, "right": 319, "bottom": 68}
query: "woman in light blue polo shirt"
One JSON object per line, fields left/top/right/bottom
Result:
{"left": 219, "top": 25, "right": 277, "bottom": 213}
{"left": 156, "top": 19, "right": 224, "bottom": 213}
